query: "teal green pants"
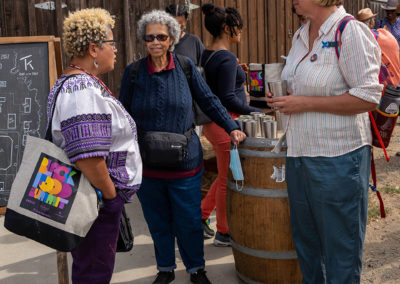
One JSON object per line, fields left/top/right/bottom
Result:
{"left": 286, "top": 146, "right": 371, "bottom": 284}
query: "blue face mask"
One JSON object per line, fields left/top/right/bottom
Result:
{"left": 230, "top": 145, "right": 244, "bottom": 190}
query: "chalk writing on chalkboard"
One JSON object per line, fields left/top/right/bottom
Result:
{"left": 0, "top": 42, "right": 50, "bottom": 206}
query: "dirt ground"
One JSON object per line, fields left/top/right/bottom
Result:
{"left": 362, "top": 123, "right": 400, "bottom": 284}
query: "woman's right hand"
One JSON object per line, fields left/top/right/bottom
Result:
{"left": 230, "top": 129, "right": 247, "bottom": 145}
{"left": 75, "top": 157, "right": 117, "bottom": 200}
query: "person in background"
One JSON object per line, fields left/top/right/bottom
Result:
{"left": 199, "top": 3, "right": 263, "bottom": 247}
{"left": 357, "top": 7, "right": 400, "bottom": 86}
{"left": 48, "top": 8, "right": 142, "bottom": 283}
{"left": 375, "top": 0, "right": 400, "bottom": 49}
{"left": 165, "top": 4, "right": 205, "bottom": 66}
{"left": 357, "top": 7, "right": 378, "bottom": 28}
{"left": 357, "top": 7, "right": 400, "bottom": 157}
{"left": 119, "top": 10, "right": 246, "bottom": 284}
{"left": 165, "top": 4, "right": 205, "bottom": 136}
{"left": 267, "top": 0, "right": 382, "bottom": 283}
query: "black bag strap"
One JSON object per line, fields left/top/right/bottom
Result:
{"left": 45, "top": 74, "right": 79, "bottom": 142}
{"left": 175, "top": 54, "right": 192, "bottom": 86}
{"left": 125, "top": 60, "right": 143, "bottom": 116}
{"left": 178, "top": 49, "right": 224, "bottom": 86}
{"left": 202, "top": 48, "right": 225, "bottom": 69}
{"left": 183, "top": 128, "right": 194, "bottom": 140}
{"left": 175, "top": 54, "right": 198, "bottom": 130}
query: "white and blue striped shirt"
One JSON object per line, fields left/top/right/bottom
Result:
{"left": 281, "top": 6, "right": 383, "bottom": 157}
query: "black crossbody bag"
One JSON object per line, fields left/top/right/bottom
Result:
{"left": 138, "top": 128, "right": 194, "bottom": 169}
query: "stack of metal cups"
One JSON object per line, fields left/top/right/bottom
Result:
{"left": 262, "top": 119, "right": 278, "bottom": 139}
{"left": 235, "top": 114, "right": 277, "bottom": 139}
{"left": 235, "top": 115, "right": 256, "bottom": 138}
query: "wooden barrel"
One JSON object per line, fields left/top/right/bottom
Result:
{"left": 227, "top": 138, "right": 302, "bottom": 284}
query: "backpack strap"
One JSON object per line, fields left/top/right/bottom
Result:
{"left": 334, "top": 16, "right": 356, "bottom": 58}
{"left": 172, "top": 54, "right": 196, "bottom": 130}
{"left": 203, "top": 49, "right": 224, "bottom": 67}
{"left": 335, "top": 16, "right": 387, "bottom": 218}
{"left": 175, "top": 54, "right": 192, "bottom": 84}
{"left": 124, "top": 59, "right": 142, "bottom": 116}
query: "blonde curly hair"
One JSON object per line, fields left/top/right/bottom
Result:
{"left": 63, "top": 8, "right": 115, "bottom": 57}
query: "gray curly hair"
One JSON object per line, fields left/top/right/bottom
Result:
{"left": 137, "top": 10, "right": 181, "bottom": 51}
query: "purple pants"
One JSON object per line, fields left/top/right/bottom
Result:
{"left": 71, "top": 194, "right": 125, "bottom": 284}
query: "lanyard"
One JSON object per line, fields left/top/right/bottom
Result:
{"left": 69, "top": 64, "right": 114, "bottom": 97}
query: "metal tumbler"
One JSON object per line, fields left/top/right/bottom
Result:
{"left": 263, "top": 120, "right": 277, "bottom": 139}
{"left": 250, "top": 112, "right": 263, "bottom": 137}
{"left": 243, "top": 119, "right": 257, "bottom": 137}
{"left": 234, "top": 117, "right": 244, "bottom": 131}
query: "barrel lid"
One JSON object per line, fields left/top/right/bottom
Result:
{"left": 385, "top": 84, "right": 400, "bottom": 97}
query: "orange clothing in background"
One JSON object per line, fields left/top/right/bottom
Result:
{"left": 375, "top": 28, "right": 400, "bottom": 87}
{"left": 201, "top": 113, "right": 239, "bottom": 234}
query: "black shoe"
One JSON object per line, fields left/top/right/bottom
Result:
{"left": 213, "top": 231, "right": 230, "bottom": 247}
{"left": 201, "top": 219, "right": 215, "bottom": 238}
{"left": 152, "top": 271, "right": 175, "bottom": 284}
{"left": 190, "top": 269, "right": 211, "bottom": 284}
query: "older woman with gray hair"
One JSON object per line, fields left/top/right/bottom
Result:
{"left": 119, "top": 10, "right": 245, "bottom": 284}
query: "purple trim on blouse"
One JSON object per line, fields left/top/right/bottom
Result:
{"left": 69, "top": 151, "right": 109, "bottom": 163}
{"left": 107, "top": 151, "right": 130, "bottom": 183}
{"left": 107, "top": 151, "right": 140, "bottom": 201}
{"left": 61, "top": 113, "right": 112, "bottom": 162}
{"left": 117, "top": 184, "right": 141, "bottom": 202}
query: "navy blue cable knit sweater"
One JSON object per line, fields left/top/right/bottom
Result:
{"left": 119, "top": 53, "right": 239, "bottom": 172}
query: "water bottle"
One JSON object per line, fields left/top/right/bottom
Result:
{"left": 371, "top": 85, "right": 400, "bottom": 148}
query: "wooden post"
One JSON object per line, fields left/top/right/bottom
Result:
{"left": 57, "top": 251, "right": 69, "bottom": 284}
{"left": 123, "top": 0, "right": 131, "bottom": 65}
{"left": 27, "top": 0, "right": 37, "bottom": 36}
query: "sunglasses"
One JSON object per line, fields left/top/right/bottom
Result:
{"left": 102, "top": 39, "right": 117, "bottom": 50}
{"left": 144, "top": 34, "right": 169, "bottom": 42}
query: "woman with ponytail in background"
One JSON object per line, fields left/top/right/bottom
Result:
{"left": 200, "top": 3, "right": 262, "bottom": 247}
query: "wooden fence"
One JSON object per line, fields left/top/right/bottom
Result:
{"left": 1, "top": 0, "right": 372, "bottom": 95}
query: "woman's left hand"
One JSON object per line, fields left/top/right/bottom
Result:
{"left": 239, "top": 63, "right": 249, "bottom": 72}
{"left": 230, "top": 129, "right": 247, "bottom": 145}
{"left": 266, "top": 95, "right": 309, "bottom": 115}
{"left": 236, "top": 58, "right": 249, "bottom": 72}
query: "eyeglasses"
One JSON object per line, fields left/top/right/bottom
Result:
{"left": 144, "top": 34, "right": 169, "bottom": 42}
{"left": 102, "top": 40, "right": 117, "bottom": 50}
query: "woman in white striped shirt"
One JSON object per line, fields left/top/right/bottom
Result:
{"left": 267, "top": 1, "right": 382, "bottom": 283}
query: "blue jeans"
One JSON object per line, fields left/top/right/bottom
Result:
{"left": 286, "top": 146, "right": 371, "bottom": 284}
{"left": 137, "top": 169, "right": 205, "bottom": 273}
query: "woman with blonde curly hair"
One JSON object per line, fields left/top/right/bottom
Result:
{"left": 267, "top": 0, "right": 382, "bottom": 283}
{"left": 47, "top": 8, "right": 142, "bottom": 283}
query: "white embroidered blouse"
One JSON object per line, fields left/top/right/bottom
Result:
{"left": 47, "top": 74, "right": 142, "bottom": 201}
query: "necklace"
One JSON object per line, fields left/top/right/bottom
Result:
{"left": 69, "top": 64, "right": 114, "bottom": 97}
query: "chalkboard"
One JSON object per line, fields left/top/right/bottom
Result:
{"left": 0, "top": 36, "right": 61, "bottom": 207}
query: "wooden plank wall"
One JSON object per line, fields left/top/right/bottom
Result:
{"left": 0, "top": 0, "right": 368, "bottom": 95}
